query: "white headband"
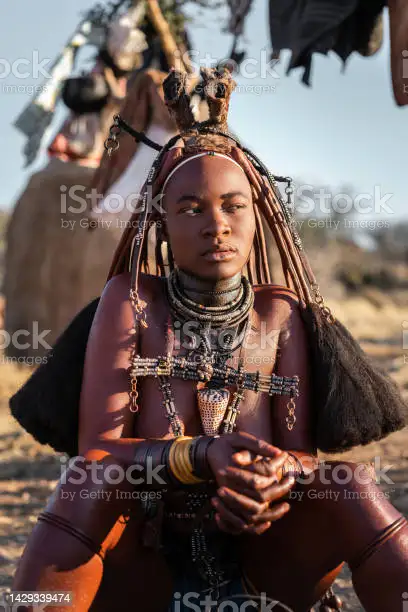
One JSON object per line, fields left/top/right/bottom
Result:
{"left": 161, "top": 151, "right": 246, "bottom": 195}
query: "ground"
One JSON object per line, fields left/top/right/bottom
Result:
{"left": 0, "top": 294, "right": 407, "bottom": 611}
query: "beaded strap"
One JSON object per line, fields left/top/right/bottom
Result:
{"left": 130, "top": 354, "right": 299, "bottom": 398}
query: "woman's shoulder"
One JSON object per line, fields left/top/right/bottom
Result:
{"left": 102, "top": 272, "right": 165, "bottom": 302}
{"left": 253, "top": 283, "right": 299, "bottom": 301}
{"left": 252, "top": 283, "right": 303, "bottom": 330}
{"left": 97, "top": 272, "right": 166, "bottom": 324}
{"left": 253, "top": 283, "right": 300, "bottom": 310}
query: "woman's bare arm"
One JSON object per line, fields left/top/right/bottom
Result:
{"left": 271, "top": 290, "right": 316, "bottom": 466}
{"left": 78, "top": 271, "right": 145, "bottom": 458}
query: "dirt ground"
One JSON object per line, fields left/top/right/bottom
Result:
{"left": 1, "top": 294, "right": 408, "bottom": 610}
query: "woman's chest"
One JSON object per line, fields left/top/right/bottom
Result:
{"left": 132, "top": 316, "right": 282, "bottom": 442}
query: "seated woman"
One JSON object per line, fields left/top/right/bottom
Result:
{"left": 12, "top": 68, "right": 408, "bottom": 612}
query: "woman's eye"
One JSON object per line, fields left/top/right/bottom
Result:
{"left": 178, "top": 206, "right": 201, "bottom": 215}
{"left": 225, "top": 204, "right": 246, "bottom": 212}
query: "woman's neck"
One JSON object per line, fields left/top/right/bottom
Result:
{"left": 176, "top": 269, "right": 243, "bottom": 306}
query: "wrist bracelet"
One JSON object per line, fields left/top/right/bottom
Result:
{"left": 190, "top": 435, "right": 219, "bottom": 481}
{"left": 282, "top": 452, "right": 304, "bottom": 480}
{"left": 168, "top": 437, "right": 204, "bottom": 485}
{"left": 133, "top": 440, "right": 174, "bottom": 487}
{"left": 133, "top": 436, "right": 216, "bottom": 488}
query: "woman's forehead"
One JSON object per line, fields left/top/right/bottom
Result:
{"left": 163, "top": 154, "right": 252, "bottom": 197}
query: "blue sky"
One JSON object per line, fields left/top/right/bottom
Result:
{"left": 1, "top": 1, "right": 407, "bottom": 220}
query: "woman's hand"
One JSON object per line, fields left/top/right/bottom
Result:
{"left": 207, "top": 433, "right": 296, "bottom": 535}
{"left": 207, "top": 432, "right": 283, "bottom": 480}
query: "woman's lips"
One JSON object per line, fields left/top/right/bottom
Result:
{"left": 202, "top": 249, "right": 237, "bottom": 262}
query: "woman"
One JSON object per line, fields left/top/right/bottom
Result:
{"left": 13, "top": 68, "right": 408, "bottom": 612}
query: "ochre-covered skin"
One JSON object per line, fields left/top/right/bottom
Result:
{"left": 13, "top": 273, "right": 408, "bottom": 611}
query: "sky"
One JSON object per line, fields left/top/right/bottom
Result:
{"left": 0, "top": 1, "right": 407, "bottom": 222}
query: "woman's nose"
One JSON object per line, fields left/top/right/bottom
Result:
{"left": 201, "top": 210, "right": 231, "bottom": 238}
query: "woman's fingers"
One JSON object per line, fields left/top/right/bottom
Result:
{"left": 231, "top": 450, "right": 260, "bottom": 466}
{"left": 222, "top": 470, "right": 295, "bottom": 503}
{"left": 255, "top": 501, "right": 291, "bottom": 523}
{"left": 214, "top": 512, "right": 272, "bottom": 535}
{"left": 216, "top": 487, "right": 269, "bottom": 522}
{"left": 235, "top": 503, "right": 290, "bottom": 533}
{"left": 219, "top": 463, "right": 294, "bottom": 501}
{"left": 211, "top": 497, "right": 247, "bottom": 532}
{"left": 223, "top": 465, "right": 276, "bottom": 492}
{"left": 214, "top": 513, "right": 243, "bottom": 535}
{"left": 232, "top": 451, "right": 271, "bottom": 466}
{"left": 245, "top": 521, "right": 272, "bottom": 535}
{"left": 216, "top": 489, "right": 292, "bottom": 525}
{"left": 232, "top": 451, "right": 287, "bottom": 477}
{"left": 212, "top": 492, "right": 291, "bottom": 534}
{"left": 251, "top": 476, "right": 296, "bottom": 505}
{"left": 230, "top": 433, "right": 284, "bottom": 460}
{"left": 216, "top": 475, "right": 295, "bottom": 517}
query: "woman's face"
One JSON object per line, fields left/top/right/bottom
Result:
{"left": 163, "top": 155, "right": 256, "bottom": 281}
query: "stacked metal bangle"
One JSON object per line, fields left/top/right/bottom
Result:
{"left": 132, "top": 437, "right": 218, "bottom": 487}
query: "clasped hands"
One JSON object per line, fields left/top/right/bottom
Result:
{"left": 207, "top": 432, "right": 296, "bottom": 535}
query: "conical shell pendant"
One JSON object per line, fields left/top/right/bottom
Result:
{"left": 197, "top": 387, "right": 230, "bottom": 436}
